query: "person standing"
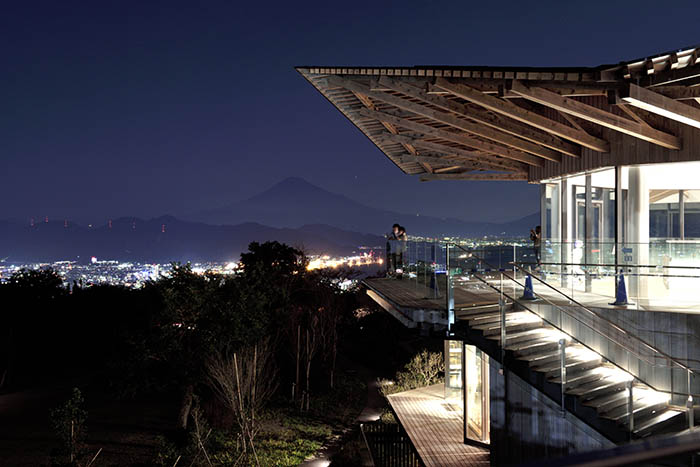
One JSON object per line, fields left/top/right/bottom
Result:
{"left": 388, "top": 224, "right": 407, "bottom": 277}
{"left": 530, "top": 225, "right": 541, "bottom": 266}
{"left": 395, "top": 225, "right": 407, "bottom": 276}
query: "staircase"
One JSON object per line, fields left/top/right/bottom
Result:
{"left": 449, "top": 244, "right": 696, "bottom": 444}
{"left": 457, "top": 302, "right": 687, "bottom": 440}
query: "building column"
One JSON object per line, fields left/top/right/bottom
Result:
{"left": 585, "top": 174, "right": 593, "bottom": 293}
{"left": 680, "top": 190, "right": 685, "bottom": 240}
{"left": 615, "top": 166, "right": 623, "bottom": 267}
{"left": 560, "top": 178, "right": 569, "bottom": 288}
{"left": 627, "top": 166, "right": 649, "bottom": 300}
{"left": 540, "top": 184, "right": 547, "bottom": 243}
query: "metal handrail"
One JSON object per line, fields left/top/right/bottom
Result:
{"left": 470, "top": 273, "right": 670, "bottom": 396}
{"left": 525, "top": 260, "right": 700, "bottom": 271}
{"left": 451, "top": 243, "right": 697, "bottom": 389}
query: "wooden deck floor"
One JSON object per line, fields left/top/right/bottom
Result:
{"left": 387, "top": 384, "right": 489, "bottom": 467}
{"left": 364, "top": 277, "right": 499, "bottom": 311}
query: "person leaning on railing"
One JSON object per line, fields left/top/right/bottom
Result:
{"left": 387, "top": 224, "right": 407, "bottom": 278}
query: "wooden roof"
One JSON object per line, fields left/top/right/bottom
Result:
{"left": 297, "top": 44, "right": 700, "bottom": 182}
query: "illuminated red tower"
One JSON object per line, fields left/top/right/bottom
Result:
{"left": 161, "top": 224, "right": 166, "bottom": 233}
{"left": 30, "top": 217, "right": 35, "bottom": 227}
{"left": 108, "top": 219, "right": 112, "bottom": 229}
{"left": 44, "top": 216, "right": 48, "bottom": 223}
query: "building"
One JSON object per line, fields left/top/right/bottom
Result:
{"left": 298, "top": 44, "right": 700, "bottom": 465}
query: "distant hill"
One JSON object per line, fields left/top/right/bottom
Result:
{"left": 0, "top": 217, "right": 384, "bottom": 263}
{"left": 187, "top": 177, "right": 538, "bottom": 237}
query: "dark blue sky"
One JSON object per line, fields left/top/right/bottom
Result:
{"left": 3, "top": 1, "right": 699, "bottom": 224}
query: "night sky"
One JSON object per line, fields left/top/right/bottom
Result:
{"left": 3, "top": 1, "right": 699, "bottom": 225}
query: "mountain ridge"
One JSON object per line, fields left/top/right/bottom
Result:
{"left": 187, "top": 176, "right": 538, "bottom": 236}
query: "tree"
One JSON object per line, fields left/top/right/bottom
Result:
{"left": 148, "top": 263, "right": 221, "bottom": 431}
{"left": 0, "top": 268, "right": 67, "bottom": 389}
{"left": 207, "top": 338, "right": 277, "bottom": 466}
{"left": 50, "top": 387, "right": 88, "bottom": 465}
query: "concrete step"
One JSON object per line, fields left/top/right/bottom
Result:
{"left": 485, "top": 328, "right": 551, "bottom": 345}
{"left": 482, "top": 321, "right": 543, "bottom": 337}
{"left": 601, "top": 401, "right": 668, "bottom": 422}
{"left": 567, "top": 377, "right": 628, "bottom": 399}
{"left": 633, "top": 409, "right": 685, "bottom": 436}
{"left": 539, "top": 358, "right": 602, "bottom": 377}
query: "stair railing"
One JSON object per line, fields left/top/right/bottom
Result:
{"left": 449, "top": 243, "right": 697, "bottom": 431}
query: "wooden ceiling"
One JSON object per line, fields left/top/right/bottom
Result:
{"left": 297, "top": 45, "right": 700, "bottom": 182}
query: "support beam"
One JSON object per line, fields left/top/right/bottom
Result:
{"left": 638, "top": 63, "right": 700, "bottom": 87}
{"left": 654, "top": 86, "right": 700, "bottom": 101}
{"left": 420, "top": 172, "right": 527, "bottom": 181}
{"left": 377, "top": 76, "right": 578, "bottom": 158}
{"left": 378, "top": 133, "right": 526, "bottom": 171}
{"left": 357, "top": 107, "right": 545, "bottom": 167}
{"left": 330, "top": 76, "right": 546, "bottom": 167}
{"left": 510, "top": 80, "right": 682, "bottom": 150}
{"left": 351, "top": 90, "right": 427, "bottom": 172}
{"left": 434, "top": 78, "right": 610, "bottom": 153}
{"left": 368, "top": 78, "right": 561, "bottom": 162}
{"left": 393, "top": 152, "right": 494, "bottom": 170}
{"left": 620, "top": 83, "right": 700, "bottom": 131}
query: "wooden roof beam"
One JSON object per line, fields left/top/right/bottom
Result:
{"left": 420, "top": 172, "right": 528, "bottom": 182}
{"left": 356, "top": 106, "right": 544, "bottom": 167}
{"left": 510, "top": 80, "right": 682, "bottom": 150}
{"left": 378, "top": 133, "right": 527, "bottom": 171}
{"left": 394, "top": 153, "right": 486, "bottom": 169}
{"left": 351, "top": 90, "right": 427, "bottom": 172}
{"left": 365, "top": 78, "right": 561, "bottom": 163}
{"left": 434, "top": 77, "right": 610, "bottom": 153}
{"left": 376, "top": 76, "right": 578, "bottom": 159}
{"left": 620, "top": 83, "right": 700, "bottom": 131}
{"left": 638, "top": 63, "right": 700, "bottom": 87}
{"left": 653, "top": 85, "right": 700, "bottom": 101}
{"left": 327, "top": 76, "right": 547, "bottom": 166}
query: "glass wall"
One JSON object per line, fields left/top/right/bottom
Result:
{"left": 537, "top": 161, "right": 700, "bottom": 309}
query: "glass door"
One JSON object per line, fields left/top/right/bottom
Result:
{"left": 464, "top": 344, "right": 490, "bottom": 445}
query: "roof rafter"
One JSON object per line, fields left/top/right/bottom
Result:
{"left": 327, "top": 76, "right": 545, "bottom": 167}
{"left": 433, "top": 77, "right": 610, "bottom": 153}
{"left": 510, "top": 80, "right": 682, "bottom": 150}
{"left": 619, "top": 83, "right": 700, "bottom": 131}
{"left": 355, "top": 106, "right": 544, "bottom": 167}
{"left": 378, "top": 133, "right": 527, "bottom": 171}
{"left": 375, "top": 76, "right": 576, "bottom": 159}
{"left": 638, "top": 63, "right": 700, "bottom": 87}
{"left": 420, "top": 172, "right": 528, "bottom": 181}
{"left": 351, "top": 90, "right": 429, "bottom": 173}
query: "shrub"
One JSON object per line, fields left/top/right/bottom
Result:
{"left": 380, "top": 350, "right": 444, "bottom": 397}
{"left": 50, "top": 387, "right": 88, "bottom": 466}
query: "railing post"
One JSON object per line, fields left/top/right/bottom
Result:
{"left": 446, "top": 244, "right": 454, "bottom": 332}
{"left": 559, "top": 338, "right": 567, "bottom": 413}
{"left": 627, "top": 379, "right": 635, "bottom": 439}
{"left": 688, "top": 369, "right": 694, "bottom": 431}
{"left": 500, "top": 289, "right": 507, "bottom": 366}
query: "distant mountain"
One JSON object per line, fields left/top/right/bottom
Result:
{"left": 0, "top": 216, "right": 384, "bottom": 263}
{"left": 187, "top": 177, "right": 538, "bottom": 237}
